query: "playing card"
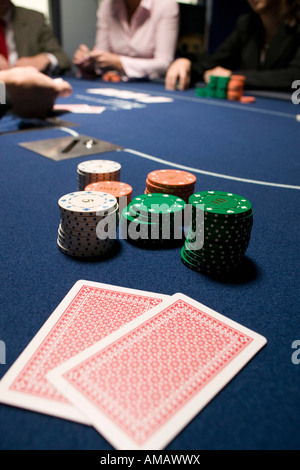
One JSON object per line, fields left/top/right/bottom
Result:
{"left": 0, "top": 281, "right": 168, "bottom": 423}
{"left": 53, "top": 104, "right": 106, "bottom": 114}
{"left": 47, "top": 293, "right": 267, "bottom": 450}
{"left": 86, "top": 88, "right": 150, "bottom": 100}
{"left": 136, "top": 96, "right": 174, "bottom": 103}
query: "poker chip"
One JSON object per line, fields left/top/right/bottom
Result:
{"left": 227, "top": 75, "right": 246, "bottom": 101}
{"left": 77, "top": 160, "right": 121, "bottom": 191}
{"left": 102, "top": 71, "right": 121, "bottom": 82}
{"left": 181, "top": 191, "right": 253, "bottom": 275}
{"left": 239, "top": 96, "right": 256, "bottom": 104}
{"left": 196, "top": 74, "right": 254, "bottom": 104}
{"left": 120, "top": 193, "right": 186, "bottom": 247}
{"left": 145, "top": 169, "right": 196, "bottom": 202}
{"left": 84, "top": 181, "right": 133, "bottom": 206}
{"left": 57, "top": 191, "right": 119, "bottom": 258}
{"left": 205, "top": 75, "right": 231, "bottom": 99}
{"left": 189, "top": 191, "right": 252, "bottom": 217}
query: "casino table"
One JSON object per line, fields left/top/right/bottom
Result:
{"left": 0, "top": 76, "right": 299, "bottom": 451}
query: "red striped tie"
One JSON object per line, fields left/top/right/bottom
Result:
{"left": 0, "top": 19, "right": 8, "bottom": 60}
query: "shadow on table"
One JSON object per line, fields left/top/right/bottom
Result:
{"left": 205, "top": 257, "right": 259, "bottom": 285}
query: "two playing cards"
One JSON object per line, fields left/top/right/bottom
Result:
{"left": 0, "top": 280, "right": 266, "bottom": 450}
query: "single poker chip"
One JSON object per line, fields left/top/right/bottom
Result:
{"left": 77, "top": 160, "right": 121, "bottom": 175}
{"left": 147, "top": 169, "right": 196, "bottom": 188}
{"left": 240, "top": 96, "right": 256, "bottom": 104}
{"left": 189, "top": 191, "right": 252, "bottom": 217}
{"left": 58, "top": 191, "right": 118, "bottom": 216}
{"left": 84, "top": 181, "right": 132, "bottom": 202}
{"left": 131, "top": 193, "right": 186, "bottom": 216}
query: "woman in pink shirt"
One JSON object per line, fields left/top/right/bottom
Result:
{"left": 73, "top": 0, "right": 179, "bottom": 80}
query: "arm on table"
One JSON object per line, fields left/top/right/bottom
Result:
{"left": 0, "top": 67, "right": 72, "bottom": 118}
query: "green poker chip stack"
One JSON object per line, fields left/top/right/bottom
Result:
{"left": 206, "top": 75, "right": 218, "bottom": 98}
{"left": 120, "top": 193, "right": 186, "bottom": 247}
{"left": 181, "top": 191, "right": 253, "bottom": 275}
{"left": 215, "top": 76, "right": 231, "bottom": 98}
{"left": 196, "top": 75, "right": 231, "bottom": 99}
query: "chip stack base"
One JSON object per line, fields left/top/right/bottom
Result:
{"left": 145, "top": 169, "right": 196, "bottom": 202}
{"left": 57, "top": 191, "right": 119, "bottom": 258}
{"left": 77, "top": 160, "right": 121, "bottom": 191}
{"left": 181, "top": 191, "right": 253, "bottom": 275}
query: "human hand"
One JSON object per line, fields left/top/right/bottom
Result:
{"left": 0, "top": 54, "right": 10, "bottom": 71}
{"left": 0, "top": 66, "right": 72, "bottom": 118}
{"left": 88, "top": 50, "right": 124, "bottom": 73}
{"left": 73, "top": 44, "right": 100, "bottom": 78}
{"left": 203, "top": 66, "right": 232, "bottom": 83}
{"left": 73, "top": 44, "right": 91, "bottom": 66}
{"left": 14, "top": 54, "right": 51, "bottom": 72}
{"left": 165, "top": 58, "right": 191, "bottom": 91}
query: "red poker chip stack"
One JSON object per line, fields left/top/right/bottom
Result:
{"left": 145, "top": 169, "right": 196, "bottom": 202}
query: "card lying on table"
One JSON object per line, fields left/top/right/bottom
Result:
{"left": 0, "top": 281, "right": 168, "bottom": 423}
{"left": 47, "top": 293, "right": 267, "bottom": 450}
{"left": 53, "top": 104, "right": 106, "bottom": 114}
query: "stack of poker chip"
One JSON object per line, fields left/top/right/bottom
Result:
{"left": 227, "top": 75, "right": 246, "bottom": 101}
{"left": 120, "top": 193, "right": 186, "bottom": 247}
{"left": 145, "top": 169, "right": 196, "bottom": 202}
{"left": 196, "top": 74, "right": 255, "bottom": 103}
{"left": 77, "top": 160, "right": 121, "bottom": 191}
{"left": 84, "top": 181, "right": 133, "bottom": 208}
{"left": 57, "top": 191, "right": 119, "bottom": 258}
{"left": 196, "top": 75, "right": 230, "bottom": 99}
{"left": 181, "top": 191, "right": 253, "bottom": 275}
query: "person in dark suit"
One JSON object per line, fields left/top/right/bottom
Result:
{"left": 165, "top": 0, "right": 300, "bottom": 91}
{"left": 0, "top": 0, "right": 71, "bottom": 74}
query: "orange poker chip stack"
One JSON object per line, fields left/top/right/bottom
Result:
{"left": 102, "top": 71, "right": 121, "bottom": 82}
{"left": 227, "top": 75, "right": 246, "bottom": 101}
{"left": 84, "top": 181, "right": 133, "bottom": 207}
{"left": 145, "top": 169, "right": 196, "bottom": 202}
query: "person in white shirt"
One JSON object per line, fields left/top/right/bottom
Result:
{"left": 73, "top": 0, "right": 179, "bottom": 80}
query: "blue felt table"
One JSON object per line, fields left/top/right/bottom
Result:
{"left": 0, "top": 77, "right": 299, "bottom": 450}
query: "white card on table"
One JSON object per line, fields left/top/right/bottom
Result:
{"left": 136, "top": 96, "right": 174, "bottom": 103}
{"left": 86, "top": 88, "right": 150, "bottom": 100}
{"left": 0, "top": 281, "right": 168, "bottom": 423}
{"left": 48, "top": 293, "right": 267, "bottom": 450}
{"left": 53, "top": 104, "right": 106, "bottom": 114}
